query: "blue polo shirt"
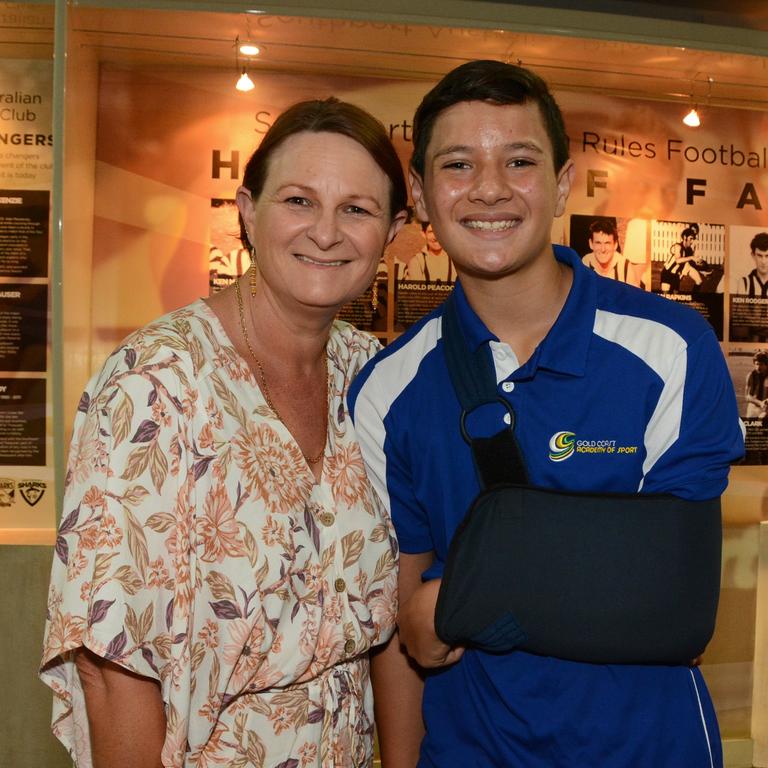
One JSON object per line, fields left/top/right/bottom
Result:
{"left": 349, "top": 246, "right": 744, "bottom": 768}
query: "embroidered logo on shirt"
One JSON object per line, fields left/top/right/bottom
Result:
{"left": 548, "top": 431, "right": 575, "bottom": 461}
{"left": 549, "top": 432, "right": 639, "bottom": 461}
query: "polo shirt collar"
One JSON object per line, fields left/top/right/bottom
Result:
{"left": 450, "top": 279, "right": 496, "bottom": 351}
{"left": 449, "top": 245, "right": 597, "bottom": 377}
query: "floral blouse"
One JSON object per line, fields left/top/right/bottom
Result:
{"left": 40, "top": 301, "right": 398, "bottom": 767}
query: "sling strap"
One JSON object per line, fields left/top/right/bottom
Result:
{"left": 441, "top": 290, "right": 528, "bottom": 489}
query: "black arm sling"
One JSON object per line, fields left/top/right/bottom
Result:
{"left": 433, "top": 291, "right": 722, "bottom": 664}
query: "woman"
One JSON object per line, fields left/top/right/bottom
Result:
{"left": 40, "top": 98, "right": 407, "bottom": 767}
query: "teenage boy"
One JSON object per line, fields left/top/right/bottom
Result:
{"left": 349, "top": 60, "right": 743, "bottom": 767}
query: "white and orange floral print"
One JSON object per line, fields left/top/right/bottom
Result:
{"left": 40, "top": 302, "right": 398, "bottom": 768}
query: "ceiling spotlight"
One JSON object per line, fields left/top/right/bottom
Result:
{"left": 239, "top": 41, "right": 262, "bottom": 56}
{"left": 681, "top": 73, "right": 712, "bottom": 128}
{"left": 682, "top": 107, "right": 701, "bottom": 128}
{"left": 236, "top": 69, "right": 255, "bottom": 92}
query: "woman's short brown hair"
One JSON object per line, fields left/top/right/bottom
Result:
{"left": 239, "top": 97, "right": 407, "bottom": 248}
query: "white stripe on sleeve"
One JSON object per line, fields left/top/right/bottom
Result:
{"left": 353, "top": 317, "right": 442, "bottom": 513}
{"left": 593, "top": 310, "right": 687, "bottom": 490}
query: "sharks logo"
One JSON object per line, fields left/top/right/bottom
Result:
{"left": 18, "top": 480, "right": 46, "bottom": 507}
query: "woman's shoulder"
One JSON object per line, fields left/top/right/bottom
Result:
{"left": 329, "top": 320, "right": 381, "bottom": 356}
{"left": 328, "top": 320, "right": 383, "bottom": 379}
{"left": 124, "top": 298, "right": 217, "bottom": 354}
{"left": 87, "top": 300, "right": 231, "bottom": 399}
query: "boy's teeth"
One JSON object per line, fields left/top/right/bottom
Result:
{"left": 464, "top": 220, "right": 516, "bottom": 231}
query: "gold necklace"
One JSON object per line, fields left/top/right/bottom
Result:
{"left": 234, "top": 276, "right": 328, "bottom": 465}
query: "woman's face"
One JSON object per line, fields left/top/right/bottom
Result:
{"left": 238, "top": 131, "right": 405, "bottom": 316}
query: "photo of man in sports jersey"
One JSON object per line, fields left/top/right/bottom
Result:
{"left": 349, "top": 59, "right": 743, "bottom": 768}
{"left": 736, "top": 231, "right": 768, "bottom": 297}
{"left": 570, "top": 215, "right": 648, "bottom": 289}
{"left": 660, "top": 226, "right": 702, "bottom": 292}
{"left": 728, "top": 226, "right": 768, "bottom": 343}
{"left": 653, "top": 221, "right": 724, "bottom": 296}
{"left": 582, "top": 218, "right": 626, "bottom": 276}
{"left": 208, "top": 197, "right": 253, "bottom": 293}
{"left": 745, "top": 350, "right": 768, "bottom": 419}
{"left": 395, "top": 221, "right": 457, "bottom": 329}
{"left": 402, "top": 222, "right": 455, "bottom": 284}
{"left": 727, "top": 349, "right": 768, "bottom": 465}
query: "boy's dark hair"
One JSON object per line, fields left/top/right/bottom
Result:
{"left": 750, "top": 232, "right": 768, "bottom": 253}
{"left": 753, "top": 350, "right": 768, "bottom": 365}
{"left": 681, "top": 227, "right": 698, "bottom": 240}
{"left": 411, "top": 59, "right": 569, "bottom": 177}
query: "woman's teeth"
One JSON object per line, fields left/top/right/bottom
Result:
{"left": 296, "top": 254, "right": 345, "bottom": 266}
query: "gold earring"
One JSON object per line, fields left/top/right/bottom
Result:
{"left": 249, "top": 260, "right": 257, "bottom": 297}
{"left": 370, "top": 274, "right": 379, "bottom": 311}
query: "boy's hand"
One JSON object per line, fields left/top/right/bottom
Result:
{"left": 398, "top": 578, "right": 465, "bottom": 668}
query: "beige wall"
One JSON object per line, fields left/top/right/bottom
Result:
{"left": 0, "top": 545, "right": 72, "bottom": 767}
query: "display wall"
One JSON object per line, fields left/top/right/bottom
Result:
{"left": 0, "top": 57, "right": 55, "bottom": 538}
{"left": 90, "top": 64, "right": 768, "bottom": 457}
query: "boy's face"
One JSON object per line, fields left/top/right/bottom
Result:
{"left": 752, "top": 246, "right": 768, "bottom": 279}
{"left": 410, "top": 100, "right": 572, "bottom": 282}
